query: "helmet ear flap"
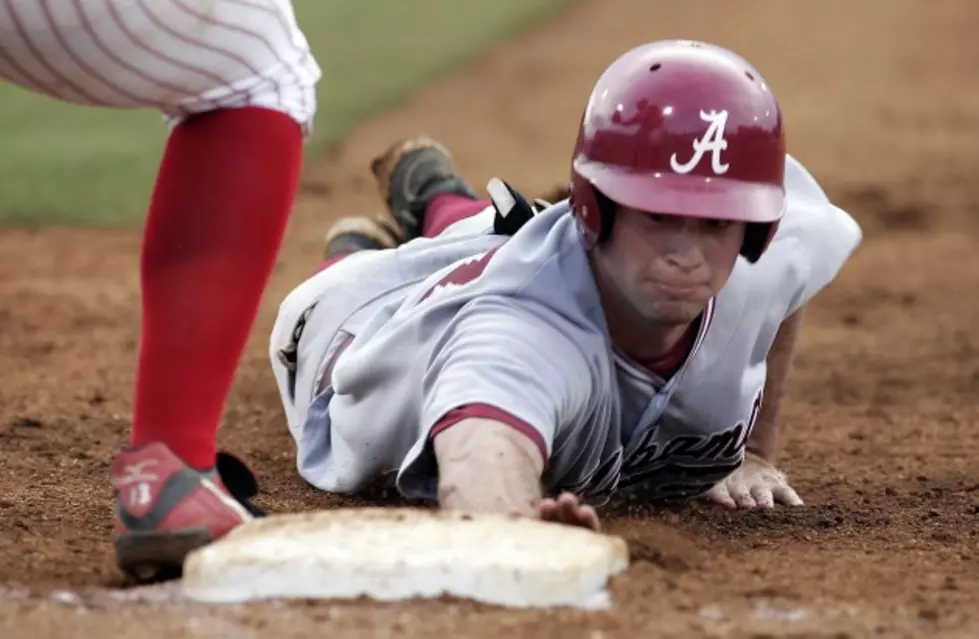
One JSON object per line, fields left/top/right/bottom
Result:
{"left": 741, "top": 222, "right": 780, "bottom": 262}
{"left": 592, "top": 188, "right": 617, "bottom": 245}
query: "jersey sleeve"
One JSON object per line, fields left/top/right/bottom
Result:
{"left": 395, "top": 295, "right": 595, "bottom": 499}
{"left": 770, "top": 155, "right": 863, "bottom": 316}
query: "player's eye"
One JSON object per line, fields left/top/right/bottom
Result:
{"left": 702, "top": 219, "right": 734, "bottom": 232}
{"left": 643, "top": 212, "right": 678, "bottom": 226}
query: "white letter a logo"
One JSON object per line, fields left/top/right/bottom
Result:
{"left": 670, "top": 110, "right": 731, "bottom": 175}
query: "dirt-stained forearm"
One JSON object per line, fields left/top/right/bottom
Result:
{"left": 749, "top": 307, "right": 806, "bottom": 463}
{"left": 433, "top": 418, "right": 545, "bottom": 517}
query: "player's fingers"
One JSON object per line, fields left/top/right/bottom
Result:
{"left": 772, "top": 484, "right": 805, "bottom": 506}
{"left": 559, "top": 493, "right": 588, "bottom": 525}
{"left": 553, "top": 492, "right": 577, "bottom": 520}
{"left": 537, "top": 498, "right": 559, "bottom": 521}
{"left": 750, "top": 484, "right": 775, "bottom": 509}
{"left": 556, "top": 492, "right": 580, "bottom": 508}
{"left": 728, "top": 483, "right": 757, "bottom": 509}
{"left": 577, "top": 504, "right": 601, "bottom": 532}
{"left": 542, "top": 494, "right": 598, "bottom": 531}
{"left": 541, "top": 493, "right": 576, "bottom": 525}
{"left": 705, "top": 483, "right": 738, "bottom": 509}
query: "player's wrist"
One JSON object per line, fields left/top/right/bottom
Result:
{"left": 745, "top": 435, "right": 778, "bottom": 465}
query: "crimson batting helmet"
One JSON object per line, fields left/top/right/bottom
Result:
{"left": 570, "top": 40, "right": 786, "bottom": 262}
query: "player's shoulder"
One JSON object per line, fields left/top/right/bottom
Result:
{"left": 783, "top": 154, "right": 831, "bottom": 203}
{"left": 773, "top": 154, "right": 863, "bottom": 249}
{"left": 451, "top": 199, "right": 586, "bottom": 288}
{"left": 489, "top": 201, "right": 606, "bottom": 320}
{"left": 412, "top": 200, "right": 608, "bottom": 350}
{"left": 402, "top": 201, "right": 598, "bottom": 315}
{"left": 723, "top": 154, "right": 863, "bottom": 318}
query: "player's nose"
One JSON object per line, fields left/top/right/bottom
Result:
{"left": 662, "top": 234, "right": 704, "bottom": 272}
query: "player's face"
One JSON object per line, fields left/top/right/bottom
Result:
{"left": 593, "top": 206, "right": 745, "bottom": 326}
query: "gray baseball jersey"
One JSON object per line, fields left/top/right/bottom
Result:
{"left": 269, "top": 154, "right": 862, "bottom": 505}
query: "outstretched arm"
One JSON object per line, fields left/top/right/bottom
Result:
{"left": 705, "top": 157, "right": 862, "bottom": 509}
{"left": 393, "top": 294, "right": 600, "bottom": 528}
{"left": 704, "top": 307, "right": 807, "bottom": 509}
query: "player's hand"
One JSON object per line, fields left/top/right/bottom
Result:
{"left": 703, "top": 451, "right": 803, "bottom": 509}
{"left": 538, "top": 492, "right": 602, "bottom": 531}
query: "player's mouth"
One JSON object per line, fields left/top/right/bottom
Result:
{"left": 645, "top": 279, "right": 704, "bottom": 299}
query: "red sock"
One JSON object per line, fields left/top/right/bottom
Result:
{"left": 423, "top": 194, "right": 491, "bottom": 238}
{"left": 131, "top": 107, "right": 303, "bottom": 469}
{"left": 313, "top": 195, "right": 490, "bottom": 273}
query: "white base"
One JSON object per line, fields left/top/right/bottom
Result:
{"left": 181, "top": 508, "right": 629, "bottom": 610}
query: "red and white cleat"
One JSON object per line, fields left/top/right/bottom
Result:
{"left": 111, "top": 442, "right": 262, "bottom": 583}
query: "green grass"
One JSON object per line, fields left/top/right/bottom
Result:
{"left": 0, "top": 0, "right": 574, "bottom": 227}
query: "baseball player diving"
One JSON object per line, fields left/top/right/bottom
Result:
{"left": 270, "top": 40, "right": 862, "bottom": 531}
